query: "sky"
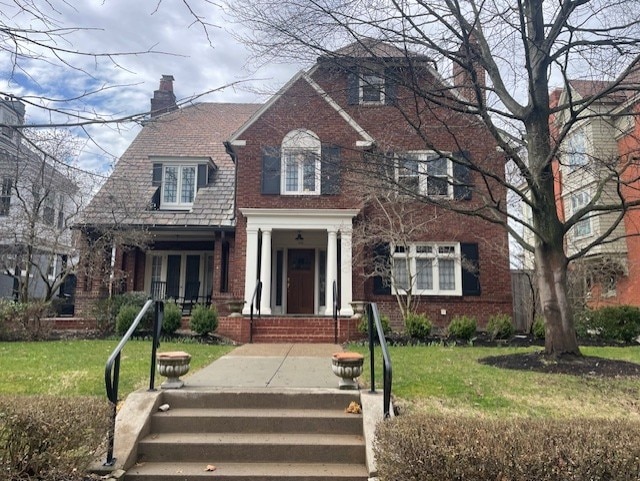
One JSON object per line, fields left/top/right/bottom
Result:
{"left": 0, "top": 0, "right": 303, "bottom": 176}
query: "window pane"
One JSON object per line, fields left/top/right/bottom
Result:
{"left": 427, "top": 177, "right": 448, "bottom": 196}
{"left": 398, "top": 157, "right": 419, "bottom": 193}
{"left": 302, "top": 155, "right": 316, "bottom": 191}
{"left": 416, "top": 258, "right": 433, "bottom": 290}
{"left": 164, "top": 166, "right": 177, "bottom": 203}
{"left": 393, "top": 258, "right": 409, "bottom": 291}
{"left": 439, "top": 259, "right": 456, "bottom": 290}
{"left": 181, "top": 166, "right": 195, "bottom": 203}
{"left": 362, "top": 75, "right": 384, "bottom": 102}
{"left": 285, "top": 155, "right": 299, "bottom": 192}
{"left": 427, "top": 157, "right": 447, "bottom": 176}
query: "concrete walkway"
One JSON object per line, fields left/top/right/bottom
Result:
{"left": 184, "top": 343, "right": 344, "bottom": 389}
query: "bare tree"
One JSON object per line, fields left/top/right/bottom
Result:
{"left": 226, "top": 0, "right": 640, "bottom": 356}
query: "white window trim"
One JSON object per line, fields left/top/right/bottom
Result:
{"left": 280, "top": 129, "right": 321, "bottom": 196}
{"left": 569, "top": 190, "right": 592, "bottom": 239}
{"left": 395, "top": 151, "right": 454, "bottom": 198}
{"left": 392, "top": 242, "right": 462, "bottom": 296}
{"left": 360, "top": 74, "right": 385, "bottom": 105}
{"left": 161, "top": 164, "right": 197, "bottom": 210}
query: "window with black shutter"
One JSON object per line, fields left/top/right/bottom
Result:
{"left": 461, "top": 243, "right": 481, "bottom": 296}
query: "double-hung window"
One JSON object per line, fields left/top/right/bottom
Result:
{"left": 281, "top": 129, "right": 321, "bottom": 195}
{"left": 570, "top": 190, "right": 592, "bottom": 238}
{"left": 396, "top": 152, "right": 453, "bottom": 198}
{"left": 360, "top": 74, "right": 385, "bottom": 104}
{"left": 0, "top": 177, "right": 11, "bottom": 216}
{"left": 392, "top": 243, "right": 462, "bottom": 296}
{"left": 566, "top": 129, "right": 587, "bottom": 169}
{"left": 162, "top": 165, "right": 196, "bottom": 209}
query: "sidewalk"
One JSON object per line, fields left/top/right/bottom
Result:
{"left": 184, "top": 343, "right": 344, "bottom": 389}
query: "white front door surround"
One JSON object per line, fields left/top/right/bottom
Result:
{"left": 240, "top": 208, "right": 359, "bottom": 316}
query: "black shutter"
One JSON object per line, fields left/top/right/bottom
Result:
{"left": 208, "top": 164, "right": 216, "bottom": 184}
{"left": 262, "top": 147, "right": 281, "bottom": 194}
{"left": 152, "top": 163, "right": 162, "bottom": 186}
{"left": 372, "top": 243, "right": 392, "bottom": 295}
{"left": 321, "top": 145, "right": 341, "bottom": 195}
{"left": 197, "top": 164, "right": 207, "bottom": 190}
{"left": 347, "top": 70, "right": 359, "bottom": 105}
{"left": 385, "top": 67, "right": 397, "bottom": 105}
{"left": 453, "top": 151, "right": 473, "bottom": 200}
{"left": 461, "top": 242, "right": 481, "bottom": 296}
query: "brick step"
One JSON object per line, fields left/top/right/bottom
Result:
{"left": 248, "top": 316, "right": 360, "bottom": 344}
{"left": 125, "top": 462, "right": 368, "bottom": 481}
{"left": 160, "top": 390, "right": 360, "bottom": 410}
{"left": 136, "top": 432, "right": 365, "bottom": 464}
{"left": 151, "top": 408, "right": 363, "bottom": 435}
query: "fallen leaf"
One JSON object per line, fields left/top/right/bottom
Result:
{"left": 205, "top": 464, "right": 217, "bottom": 472}
{"left": 345, "top": 401, "right": 362, "bottom": 414}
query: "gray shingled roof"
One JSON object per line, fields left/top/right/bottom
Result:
{"left": 80, "top": 102, "right": 260, "bottom": 229}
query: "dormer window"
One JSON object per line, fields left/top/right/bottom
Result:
{"left": 163, "top": 165, "right": 196, "bottom": 208}
{"left": 360, "top": 74, "right": 385, "bottom": 104}
{"left": 152, "top": 157, "right": 214, "bottom": 210}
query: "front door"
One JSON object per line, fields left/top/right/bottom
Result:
{"left": 287, "top": 249, "right": 315, "bottom": 314}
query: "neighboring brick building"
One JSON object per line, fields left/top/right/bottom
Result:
{"left": 78, "top": 41, "right": 513, "bottom": 341}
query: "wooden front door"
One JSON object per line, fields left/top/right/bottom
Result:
{"left": 287, "top": 249, "right": 315, "bottom": 314}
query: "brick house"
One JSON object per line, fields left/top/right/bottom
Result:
{"left": 78, "top": 41, "right": 513, "bottom": 341}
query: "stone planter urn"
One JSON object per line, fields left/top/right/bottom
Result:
{"left": 350, "top": 301, "right": 366, "bottom": 319}
{"left": 156, "top": 351, "right": 191, "bottom": 389}
{"left": 227, "top": 299, "right": 246, "bottom": 317}
{"left": 331, "top": 352, "right": 364, "bottom": 390}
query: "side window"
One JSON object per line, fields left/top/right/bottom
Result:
{"left": 0, "top": 177, "right": 11, "bottom": 216}
{"left": 566, "top": 129, "right": 587, "bottom": 169}
{"left": 360, "top": 74, "right": 385, "bottom": 104}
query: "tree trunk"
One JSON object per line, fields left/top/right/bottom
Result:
{"left": 534, "top": 240, "right": 581, "bottom": 356}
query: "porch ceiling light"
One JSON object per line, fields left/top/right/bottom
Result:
{"left": 295, "top": 230, "right": 304, "bottom": 243}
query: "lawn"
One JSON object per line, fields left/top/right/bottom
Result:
{"left": 0, "top": 340, "right": 233, "bottom": 397}
{"left": 351, "top": 344, "right": 640, "bottom": 419}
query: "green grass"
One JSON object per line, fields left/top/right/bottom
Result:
{"left": 351, "top": 344, "right": 640, "bottom": 419}
{"left": 0, "top": 340, "right": 233, "bottom": 397}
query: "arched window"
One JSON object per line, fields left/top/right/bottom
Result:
{"left": 281, "top": 129, "right": 321, "bottom": 195}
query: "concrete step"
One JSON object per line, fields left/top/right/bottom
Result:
{"left": 160, "top": 390, "right": 360, "bottom": 410}
{"left": 151, "top": 408, "right": 363, "bottom": 435}
{"left": 137, "top": 432, "right": 365, "bottom": 464}
{"left": 125, "top": 462, "right": 368, "bottom": 481}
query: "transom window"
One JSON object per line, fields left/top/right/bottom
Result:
{"left": 360, "top": 74, "right": 385, "bottom": 104}
{"left": 570, "top": 190, "right": 592, "bottom": 238}
{"left": 281, "top": 129, "right": 321, "bottom": 195}
{"left": 392, "top": 243, "right": 462, "bottom": 296}
{"left": 396, "top": 152, "right": 453, "bottom": 197}
{"left": 162, "top": 165, "right": 196, "bottom": 208}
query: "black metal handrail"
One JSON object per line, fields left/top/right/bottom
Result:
{"left": 367, "top": 302, "right": 393, "bottom": 418}
{"left": 103, "top": 299, "right": 164, "bottom": 466}
{"left": 249, "top": 280, "right": 262, "bottom": 343}
{"left": 332, "top": 280, "right": 340, "bottom": 343}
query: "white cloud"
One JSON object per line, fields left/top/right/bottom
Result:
{"left": 0, "top": 0, "right": 303, "bottom": 173}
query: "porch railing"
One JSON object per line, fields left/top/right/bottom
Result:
{"left": 367, "top": 302, "right": 393, "bottom": 418}
{"left": 249, "top": 280, "right": 262, "bottom": 343}
{"left": 103, "top": 299, "right": 164, "bottom": 466}
{"left": 332, "top": 280, "right": 340, "bottom": 343}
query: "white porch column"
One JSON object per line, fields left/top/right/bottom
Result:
{"left": 325, "top": 228, "right": 338, "bottom": 315}
{"left": 243, "top": 227, "right": 259, "bottom": 314}
{"left": 259, "top": 228, "right": 272, "bottom": 315}
{"left": 340, "top": 229, "right": 354, "bottom": 316}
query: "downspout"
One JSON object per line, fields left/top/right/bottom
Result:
{"left": 224, "top": 141, "right": 238, "bottom": 222}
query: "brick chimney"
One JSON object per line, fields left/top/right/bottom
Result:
{"left": 150, "top": 74, "right": 177, "bottom": 118}
{"left": 452, "top": 37, "right": 486, "bottom": 104}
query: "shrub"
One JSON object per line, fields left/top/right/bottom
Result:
{"left": 93, "top": 291, "right": 155, "bottom": 335}
{"left": 532, "top": 316, "right": 545, "bottom": 339}
{"left": 0, "top": 300, "right": 51, "bottom": 340}
{"left": 357, "top": 313, "right": 391, "bottom": 335}
{"left": 447, "top": 315, "right": 477, "bottom": 340}
{"left": 486, "top": 313, "right": 514, "bottom": 340}
{"left": 115, "top": 304, "right": 141, "bottom": 335}
{"left": 579, "top": 305, "right": 640, "bottom": 342}
{"left": 0, "top": 395, "right": 111, "bottom": 480}
{"left": 404, "top": 312, "right": 432, "bottom": 340}
{"left": 162, "top": 301, "right": 183, "bottom": 334}
{"left": 375, "top": 414, "right": 640, "bottom": 481}
{"left": 190, "top": 304, "right": 218, "bottom": 335}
